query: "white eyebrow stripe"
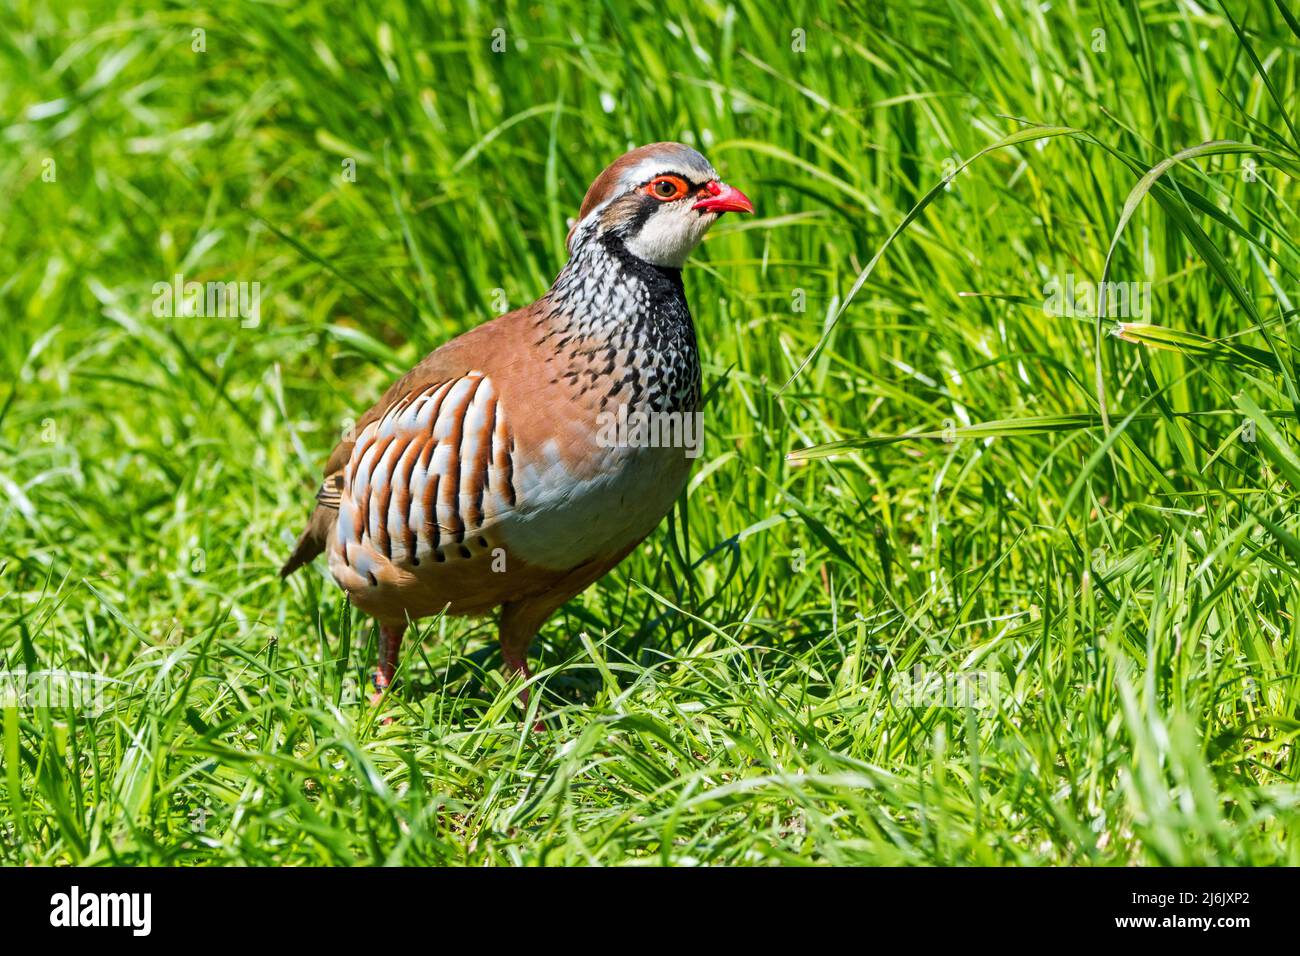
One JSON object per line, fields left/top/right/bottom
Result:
{"left": 616, "top": 157, "right": 718, "bottom": 190}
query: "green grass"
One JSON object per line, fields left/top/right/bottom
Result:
{"left": 2, "top": 0, "right": 1300, "bottom": 865}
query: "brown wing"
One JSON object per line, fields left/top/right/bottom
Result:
{"left": 279, "top": 310, "right": 523, "bottom": 578}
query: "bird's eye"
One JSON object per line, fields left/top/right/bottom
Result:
{"left": 646, "top": 176, "right": 687, "bottom": 201}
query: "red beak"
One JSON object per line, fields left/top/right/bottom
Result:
{"left": 693, "top": 181, "right": 754, "bottom": 214}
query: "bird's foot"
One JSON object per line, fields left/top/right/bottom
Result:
{"left": 370, "top": 670, "right": 396, "bottom": 724}
{"left": 503, "top": 655, "right": 545, "bottom": 733}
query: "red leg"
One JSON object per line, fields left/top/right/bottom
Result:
{"left": 501, "top": 650, "right": 533, "bottom": 705}
{"left": 495, "top": 553, "right": 636, "bottom": 729}
{"left": 503, "top": 651, "right": 544, "bottom": 733}
{"left": 370, "top": 621, "right": 406, "bottom": 705}
{"left": 500, "top": 600, "right": 555, "bottom": 731}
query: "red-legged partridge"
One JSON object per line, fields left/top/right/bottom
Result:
{"left": 280, "top": 142, "right": 753, "bottom": 709}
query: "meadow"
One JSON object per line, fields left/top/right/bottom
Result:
{"left": 2, "top": 0, "right": 1299, "bottom": 865}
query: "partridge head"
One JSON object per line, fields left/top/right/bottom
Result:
{"left": 566, "top": 141, "right": 754, "bottom": 267}
{"left": 280, "top": 142, "right": 752, "bottom": 720}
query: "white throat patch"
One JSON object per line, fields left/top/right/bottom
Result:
{"left": 622, "top": 203, "right": 719, "bottom": 268}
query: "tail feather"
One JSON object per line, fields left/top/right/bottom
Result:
{"left": 280, "top": 505, "right": 335, "bottom": 578}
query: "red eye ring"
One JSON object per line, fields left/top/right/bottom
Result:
{"left": 644, "top": 175, "right": 688, "bottom": 201}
